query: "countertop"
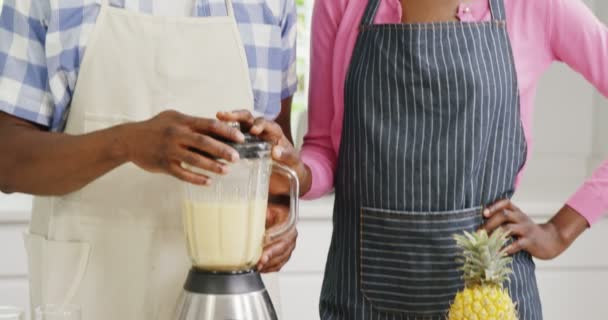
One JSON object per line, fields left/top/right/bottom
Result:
{"left": 0, "top": 192, "right": 582, "bottom": 223}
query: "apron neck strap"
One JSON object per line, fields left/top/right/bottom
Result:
{"left": 360, "top": 0, "right": 507, "bottom": 25}
{"left": 225, "top": 0, "right": 236, "bottom": 18}
{"left": 360, "top": 0, "right": 381, "bottom": 26}
{"left": 488, "top": 0, "right": 507, "bottom": 21}
{"left": 99, "top": 0, "right": 236, "bottom": 18}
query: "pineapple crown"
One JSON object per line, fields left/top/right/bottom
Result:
{"left": 454, "top": 228, "right": 513, "bottom": 288}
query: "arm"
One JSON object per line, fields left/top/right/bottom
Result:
{"left": 0, "top": 1, "right": 249, "bottom": 196}
{"left": 548, "top": 0, "right": 608, "bottom": 226}
{"left": 299, "top": 0, "right": 344, "bottom": 199}
{"left": 0, "top": 0, "right": 125, "bottom": 195}
{"left": 0, "top": 111, "right": 247, "bottom": 196}
{"left": 276, "top": 97, "right": 294, "bottom": 144}
{"left": 0, "top": 112, "right": 128, "bottom": 195}
{"left": 482, "top": 0, "right": 608, "bottom": 258}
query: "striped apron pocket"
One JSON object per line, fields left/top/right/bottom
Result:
{"left": 359, "top": 206, "right": 484, "bottom": 317}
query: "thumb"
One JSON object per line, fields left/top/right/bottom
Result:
{"left": 272, "top": 145, "right": 299, "bottom": 166}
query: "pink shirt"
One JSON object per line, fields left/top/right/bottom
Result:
{"left": 300, "top": 0, "right": 608, "bottom": 225}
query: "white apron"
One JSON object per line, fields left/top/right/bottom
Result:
{"left": 24, "top": 0, "right": 282, "bottom": 319}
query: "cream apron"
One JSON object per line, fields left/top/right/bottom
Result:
{"left": 24, "top": 0, "right": 281, "bottom": 319}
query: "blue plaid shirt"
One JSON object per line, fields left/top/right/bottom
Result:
{"left": 0, "top": 0, "right": 297, "bottom": 131}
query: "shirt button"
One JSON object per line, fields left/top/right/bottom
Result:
{"left": 457, "top": 3, "right": 474, "bottom": 22}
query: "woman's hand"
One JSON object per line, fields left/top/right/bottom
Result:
{"left": 217, "top": 110, "right": 307, "bottom": 272}
{"left": 217, "top": 110, "right": 312, "bottom": 196}
{"left": 257, "top": 201, "right": 298, "bottom": 273}
{"left": 125, "top": 110, "right": 245, "bottom": 186}
{"left": 482, "top": 199, "right": 589, "bottom": 260}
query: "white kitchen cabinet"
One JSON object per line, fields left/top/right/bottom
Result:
{"left": 0, "top": 225, "right": 28, "bottom": 276}
{"left": 1, "top": 195, "right": 607, "bottom": 320}
{"left": 537, "top": 271, "right": 608, "bottom": 320}
{"left": 0, "top": 279, "right": 30, "bottom": 319}
{"left": 0, "top": 194, "right": 30, "bottom": 319}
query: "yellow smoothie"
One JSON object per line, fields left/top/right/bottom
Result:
{"left": 183, "top": 200, "right": 268, "bottom": 271}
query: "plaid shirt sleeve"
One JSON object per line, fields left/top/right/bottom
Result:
{"left": 280, "top": 0, "right": 297, "bottom": 100}
{"left": 0, "top": 0, "right": 54, "bottom": 127}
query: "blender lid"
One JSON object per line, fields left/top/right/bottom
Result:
{"left": 227, "top": 133, "right": 272, "bottom": 159}
{"left": 191, "top": 123, "right": 271, "bottom": 160}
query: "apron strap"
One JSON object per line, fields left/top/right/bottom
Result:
{"left": 488, "top": 0, "right": 507, "bottom": 21}
{"left": 360, "top": 0, "right": 381, "bottom": 26}
{"left": 225, "top": 0, "right": 236, "bottom": 18}
{"left": 361, "top": 0, "right": 507, "bottom": 24}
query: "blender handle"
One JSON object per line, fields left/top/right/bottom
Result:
{"left": 267, "top": 163, "right": 300, "bottom": 240}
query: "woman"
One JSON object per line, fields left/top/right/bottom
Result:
{"left": 227, "top": 0, "right": 608, "bottom": 318}
{"left": 0, "top": 0, "right": 297, "bottom": 319}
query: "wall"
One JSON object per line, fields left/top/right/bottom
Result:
{"left": 0, "top": 194, "right": 31, "bottom": 319}
{"left": 1, "top": 1, "right": 608, "bottom": 319}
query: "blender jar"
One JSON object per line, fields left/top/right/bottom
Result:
{"left": 183, "top": 133, "right": 299, "bottom": 272}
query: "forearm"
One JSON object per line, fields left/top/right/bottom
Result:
{"left": 0, "top": 114, "right": 130, "bottom": 195}
{"left": 276, "top": 97, "right": 294, "bottom": 144}
{"left": 545, "top": 205, "right": 589, "bottom": 252}
{"left": 300, "top": 144, "right": 337, "bottom": 199}
{"left": 299, "top": 164, "right": 313, "bottom": 197}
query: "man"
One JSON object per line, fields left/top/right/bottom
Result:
{"left": 0, "top": 0, "right": 298, "bottom": 319}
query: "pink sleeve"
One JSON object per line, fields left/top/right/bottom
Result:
{"left": 299, "top": 0, "right": 345, "bottom": 200}
{"left": 548, "top": 0, "right": 608, "bottom": 224}
{"left": 568, "top": 161, "right": 608, "bottom": 225}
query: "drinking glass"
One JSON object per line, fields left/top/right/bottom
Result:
{"left": 0, "top": 306, "right": 24, "bottom": 320}
{"left": 34, "top": 305, "right": 80, "bottom": 320}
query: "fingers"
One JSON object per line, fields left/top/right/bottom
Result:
{"left": 168, "top": 162, "right": 211, "bottom": 185}
{"left": 480, "top": 199, "right": 541, "bottom": 257}
{"left": 262, "top": 241, "right": 296, "bottom": 273}
{"left": 175, "top": 149, "right": 229, "bottom": 175}
{"left": 483, "top": 208, "right": 518, "bottom": 233}
{"left": 505, "top": 238, "right": 530, "bottom": 255}
{"left": 216, "top": 110, "right": 256, "bottom": 129}
{"left": 217, "top": 113, "right": 291, "bottom": 150}
{"left": 502, "top": 223, "right": 526, "bottom": 238}
{"left": 257, "top": 228, "right": 298, "bottom": 273}
{"left": 246, "top": 117, "right": 301, "bottom": 168}
{"left": 272, "top": 144, "right": 300, "bottom": 166}
{"left": 250, "top": 118, "right": 284, "bottom": 145}
{"left": 258, "top": 238, "right": 293, "bottom": 272}
{"left": 185, "top": 116, "right": 245, "bottom": 143}
{"left": 483, "top": 199, "right": 521, "bottom": 217}
{"left": 217, "top": 115, "right": 299, "bottom": 166}
{"left": 182, "top": 132, "right": 240, "bottom": 163}
{"left": 482, "top": 199, "right": 527, "bottom": 234}
{"left": 266, "top": 202, "right": 288, "bottom": 228}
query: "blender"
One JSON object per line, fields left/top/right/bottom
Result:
{"left": 174, "top": 130, "right": 299, "bottom": 320}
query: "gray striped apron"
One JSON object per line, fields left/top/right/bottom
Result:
{"left": 319, "top": 0, "right": 543, "bottom": 319}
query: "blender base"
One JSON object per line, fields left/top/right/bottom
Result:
{"left": 174, "top": 268, "right": 278, "bottom": 320}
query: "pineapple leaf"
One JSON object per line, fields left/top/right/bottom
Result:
{"left": 453, "top": 228, "right": 513, "bottom": 287}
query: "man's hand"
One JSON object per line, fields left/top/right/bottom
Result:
{"left": 125, "top": 110, "right": 246, "bottom": 185}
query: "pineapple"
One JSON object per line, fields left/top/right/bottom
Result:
{"left": 447, "top": 229, "right": 518, "bottom": 320}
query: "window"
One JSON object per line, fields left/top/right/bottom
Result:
{"left": 292, "top": 0, "right": 313, "bottom": 147}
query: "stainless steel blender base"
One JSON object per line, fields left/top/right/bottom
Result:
{"left": 174, "top": 290, "right": 277, "bottom": 320}
{"left": 174, "top": 269, "right": 278, "bottom": 320}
